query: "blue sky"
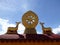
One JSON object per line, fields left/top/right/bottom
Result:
{"left": 0, "top": 0, "right": 60, "bottom": 34}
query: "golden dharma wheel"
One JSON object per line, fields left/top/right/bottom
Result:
{"left": 22, "top": 11, "right": 38, "bottom": 28}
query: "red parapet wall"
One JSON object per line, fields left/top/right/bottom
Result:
{"left": 0, "top": 41, "right": 60, "bottom": 45}
{"left": 0, "top": 34, "right": 60, "bottom": 45}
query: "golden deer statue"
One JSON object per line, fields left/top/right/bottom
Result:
{"left": 40, "top": 22, "right": 53, "bottom": 34}
{"left": 7, "top": 22, "right": 20, "bottom": 34}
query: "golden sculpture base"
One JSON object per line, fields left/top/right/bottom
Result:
{"left": 24, "top": 28, "right": 37, "bottom": 34}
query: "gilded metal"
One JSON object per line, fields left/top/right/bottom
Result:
{"left": 7, "top": 22, "right": 20, "bottom": 34}
{"left": 22, "top": 11, "right": 38, "bottom": 34}
{"left": 40, "top": 22, "right": 53, "bottom": 34}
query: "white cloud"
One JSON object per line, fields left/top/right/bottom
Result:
{"left": 37, "top": 31, "right": 42, "bottom": 34}
{"left": 0, "top": 18, "right": 25, "bottom": 35}
{"left": 52, "top": 25, "right": 60, "bottom": 34}
{"left": 17, "top": 23, "right": 25, "bottom": 34}
{"left": 0, "top": 18, "right": 15, "bottom": 35}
